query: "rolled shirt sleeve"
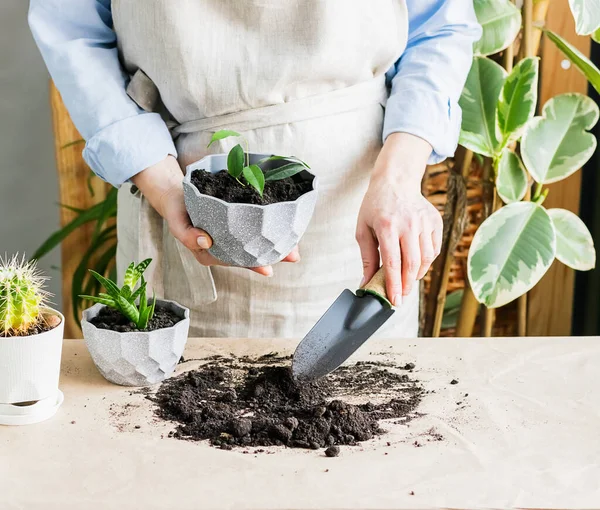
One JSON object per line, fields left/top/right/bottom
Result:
{"left": 384, "top": 0, "right": 482, "bottom": 164}
{"left": 28, "top": 0, "right": 176, "bottom": 187}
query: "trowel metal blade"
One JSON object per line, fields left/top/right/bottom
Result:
{"left": 292, "top": 289, "right": 395, "bottom": 381}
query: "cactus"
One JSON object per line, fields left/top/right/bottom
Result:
{"left": 0, "top": 255, "right": 49, "bottom": 336}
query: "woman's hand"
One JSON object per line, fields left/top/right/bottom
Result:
{"left": 356, "top": 133, "right": 442, "bottom": 306}
{"left": 132, "top": 156, "right": 299, "bottom": 276}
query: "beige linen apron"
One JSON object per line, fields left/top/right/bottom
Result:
{"left": 112, "top": 0, "right": 419, "bottom": 339}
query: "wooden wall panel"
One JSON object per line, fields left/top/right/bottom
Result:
{"left": 528, "top": 0, "right": 590, "bottom": 336}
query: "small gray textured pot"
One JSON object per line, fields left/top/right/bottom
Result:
{"left": 183, "top": 153, "right": 318, "bottom": 267}
{"left": 81, "top": 300, "right": 190, "bottom": 387}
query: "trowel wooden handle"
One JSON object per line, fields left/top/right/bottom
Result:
{"left": 356, "top": 267, "right": 393, "bottom": 308}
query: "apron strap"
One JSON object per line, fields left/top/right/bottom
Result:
{"left": 127, "top": 69, "right": 388, "bottom": 134}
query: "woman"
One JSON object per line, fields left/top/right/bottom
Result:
{"left": 29, "top": 1, "right": 480, "bottom": 338}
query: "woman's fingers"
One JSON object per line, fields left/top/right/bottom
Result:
{"left": 400, "top": 230, "right": 421, "bottom": 297}
{"left": 282, "top": 246, "right": 300, "bottom": 263}
{"left": 377, "top": 226, "right": 402, "bottom": 307}
{"left": 356, "top": 225, "right": 380, "bottom": 287}
{"left": 417, "top": 231, "right": 436, "bottom": 280}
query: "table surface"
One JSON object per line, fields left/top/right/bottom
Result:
{"left": 2, "top": 336, "right": 599, "bottom": 509}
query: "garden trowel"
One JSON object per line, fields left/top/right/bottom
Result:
{"left": 292, "top": 268, "right": 394, "bottom": 381}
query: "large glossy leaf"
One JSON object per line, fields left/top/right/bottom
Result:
{"left": 568, "top": 0, "right": 600, "bottom": 35}
{"left": 473, "top": 0, "right": 522, "bottom": 56}
{"left": 545, "top": 30, "right": 600, "bottom": 95}
{"left": 242, "top": 164, "right": 265, "bottom": 197}
{"left": 227, "top": 144, "right": 245, "bottom": 179}
{"left": 496, "top": 149, "right": 528, "bottom": 204}
{"left": 459, "top": 57, "right": 507, "bottom": 157}
{"left": 521, "top": 93, "right": 599, "bottom": 184}
{"left": 468, "top": 202, "right": 556, "bottom": 308}
{"left": 548, "top": 208, "right": 596, "bottom": 271}
{"left": 497, "top": 57, "right": 539, "bottom": 145}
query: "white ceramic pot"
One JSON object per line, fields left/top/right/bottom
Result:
{"left": 0, "top": 308, "right": 64, "bottom": 425}
{"left": 81, "top": 299, "right": 190, "bottom": 387}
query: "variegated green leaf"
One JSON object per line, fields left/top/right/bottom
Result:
{"left": 548, "top": 208, "right": 596, "bottom": 270}
{"left": 496, "top": 149, "right": 528, "bottom": 204}
{"left": 468, "top": 202, "right": 556, "bottom": 308}
{"left": 497, "top": 57, "right": 539, "bottom": 145}
{"left": 123, "top": 262, "right": 136, "bottom": 288}
{"left": 568, "top": 0, "right": 600, "bottom": 35}
{"left": 88, "top": 270, "right": 120, "bottom": 298}
{"left": 473, "top": 0, "right": 522, "bottom": 56}
{"left": 459, "top": 57, "right": 507, "bottom": 157}
{"left": 133, "top": 259, "right": 152, "bottom": 282}
{"left": 521, "top": 93, "right": 599, "bottom": 184}
{"left": 545, "top": 30, "right": 600, "bottom": 95}
{"left": 116, "top": 295, "right": 140, "bottom": 324}
{"left": 79, "top": 295, "right": 117, "bottom": 308}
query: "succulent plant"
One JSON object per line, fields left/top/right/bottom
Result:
{"left": 0, "top": 255, "right": 50, "bottom": 337}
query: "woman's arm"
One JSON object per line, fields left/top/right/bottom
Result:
{"left": 28, "top": 0, "right": 176, "bottom": 187}
{"left": 357, "top": 0, "right": 481, "bottom": 306}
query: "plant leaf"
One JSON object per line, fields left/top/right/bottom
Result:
{"left": 132, "top": 258, "right": 152, "bottom": 286}
{"left": 257, "top": 155, "right": 311, "bottom": 169}
{"left": 441, "top": 289, "right": 479, "bottom": 330}
{"left": 468, "top": 201, "right": 556, "bottom": 308}
{"left": 459, "top": 57, "right": 507, "bottom": 157}
{"left": 568, "top": 0, "right": 600, "bottom": 35}
{"left": 121, "top": 284, "right": 132, "bottom": 300}
{"left": 497, "top": 57, "right": 539, "bottom": 145}
{"left": 243, "top": 165, "right": 265, "bottom": 197}
{"left": 123, "top": 262, "right": 136, "bottom": 288}
{"left": 130, "top": 276, "right": 146, "bottom": 303}
{"left": 548, "top": 208, "right": 596, "bottom": 270}
{"left": 88, "top": 270, "right": 120, "bottom": 298}
{"left": 78, "top": 295, "right": 117, "bottom": 308}
{"left": 521, "top": 93, "right": 599, "bottom": 184}
{"left": 207, "top": 130, "right": 242, "bottom": 148}
{"left": 62, "top": 139, "right": 85, "bottom": 149}
{"left": 593, "top": 26, "right": 600, "bottom": 43}
{"left": 496, "top": 149, "right": 528, "bottom": 204}
{"left": 116, "top": 295, "right": 140, "bottom": 324}
{"left": 545, "top": 30, "right": 600, "bottom": 95}
{"left": 473, "top": 0, "right": 522, "bottom": 56}
{"left": 227, "top": 144, "right": 245, "bottom": 179}
{"left": 264, "top": 162, "right": 306, "bottom": 181}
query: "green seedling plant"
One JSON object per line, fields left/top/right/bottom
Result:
{"left": 80, "top": 258, "right": 156, "bottom": 330}
{"left": 0, "top": 255, "right": 49, "bottom": 337}
{"left": 207, "top": 130, "right": 311, "bottom": 197}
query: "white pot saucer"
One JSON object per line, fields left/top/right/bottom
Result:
{"left": 0, "top": 390, "right": 64, "bottom": 426}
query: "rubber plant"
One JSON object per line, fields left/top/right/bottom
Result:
{"left": 450, "top": 0, "right": 600, "bottom": 336}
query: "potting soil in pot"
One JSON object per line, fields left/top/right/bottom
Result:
{"left": 90, "top": 306, "right": 182, "bottom": 333}
{"left": 153, "top": 355, "right": 424, "bottom": 451}
{"left": 191, "top": 170, "right": 313, "bottom": 205}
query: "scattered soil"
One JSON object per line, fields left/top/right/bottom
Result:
{"left": 90, "top": 305, "right": 182, "bottom": 333}
{"left": 325, "top": 446, "right": 340, "bottom": 457}
{"left": 152, "top": 355, "right": 424, "bottom": 452}
{"left": 450, "top": 379, "right": 459, "bottom": 385}
{"left": 191, "top": 169, "right": 313, "bottom": 205}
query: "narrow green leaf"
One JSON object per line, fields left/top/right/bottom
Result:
{"left": 545, "top": 30, "right": 600, "bottom": 95}
{"left": 568, "top": 0, "right": 600, "bottom": 36}
{"left": 227, "top": 144, "right": 245, "bottom": 179}
{"left": 88, "top": 270, "right": 120, "bottom": 298}
{"left": 207, "top": 130, "right": 242, "bottom": 148}
{"left": 121, "top": 285, "right": 132, "bottom": 300}
{"left": 148, "top": 291, "right": 156, "bottom": 321}
{"left": 138, "top": 307, "right": 152, "bottom": 330}
{"left": 497, "top": 57, "right": 539, "bottom": 145}
{"left": 473, "top": 0, "right": 522, "bottom": 56}
{"left": 78, "top": 295, "right": 117, "bottom": 308}
{"left": 130, "top": 276, "right": 146, "bottom": 303}
{"left": 496, "top": 149, "right": 528, "bottom": 204}
{"left": 116, "top": 295, "right": 140, "bottom": 324}
{"left": 132, "top": 258, "right": 152, "bottom": 286}
{"left": 243, "top": 165, "right": 265, "bottom": 197}
{"left": 521, "top": 93, "right": 599, "bottom": 184}
{"left": 468, "top": 201, "right": 556, "bottom": 308}
{"left": 264, "top": 163, "right": 306, "bottom": 182}
{"left": 548, "top": 208, "right": 596, "bottom": 270}
{"left": 123, "top": 262, "right": 136, "bottom": 288}
{"left": 459, "top": 57, "right": 507, "bottom": 157}
{"left": 61, "top": 139, "right": 85, "bottom": 149}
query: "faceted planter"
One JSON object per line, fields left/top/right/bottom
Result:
{"left": 81, "top": 300, "right": 190, "bottom": 387}
{"left": 183, "top": 153, "right": 318, "bottom": 267}
{"left": 0, "top": 308, "right": 65, "bottom": 425}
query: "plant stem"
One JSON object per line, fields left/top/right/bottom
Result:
{"left": 532, "top": 182, "right": 543, "bottom": 201}
{"left": 245, "top": 139, "right": 250, "bottom": 168}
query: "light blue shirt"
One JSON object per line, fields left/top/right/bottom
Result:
{"left": 28, "top": 1, "right": 481, "bottom": 187}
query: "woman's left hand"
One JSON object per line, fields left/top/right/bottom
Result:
{"left": 356, "top": 133, "right": 443, "bottom": 307}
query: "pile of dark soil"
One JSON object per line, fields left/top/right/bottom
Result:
{"left": 153, "top": 355, "right": 424, "bottom": 451}
{"left": 90, "top": 305, "right": 182, "bottom": 333}
{"left": 191, "top": 169, "right": 313, "bottom": 205}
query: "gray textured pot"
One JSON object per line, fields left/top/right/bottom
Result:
{"left": 81, "top": 300, "right": 190, "bottom": 387}
{"left": 183, "top": 152, "right": 318, "bottom": 267}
